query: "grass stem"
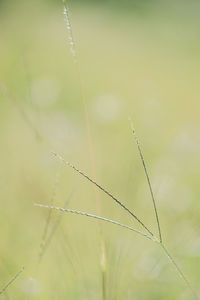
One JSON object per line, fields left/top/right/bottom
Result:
{"left": 35, "top": 203, "right": 156, "bottom": 242}
{"left": 52, "top": 152, "right": 155, "bottom": 238}
{"left": 129, "top": 119, "right": 162, "bottom": 242}
{"left": 0, "top": 267, "right": 24, "bottom": 296}
{"left": 62, "top": 2, "right": 106, "bottom": 297}
{"left": 160, "top": 243, "right": 199, "bottom": 300}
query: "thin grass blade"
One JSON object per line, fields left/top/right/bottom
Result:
{"left": 35, "top": 203, "right": 158, "bottom": 242}
{"left": 129, "top": 119, "right": 162, "bottom": 242}
{"left": 0, "top": 267, "right": 24, "bottom": 295}
{"left": 52, "top": 152, "right": 155, "bottom": 238}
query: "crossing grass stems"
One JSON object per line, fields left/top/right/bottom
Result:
{"left": 1, "top": 1, "right": 198, "bottom": 299}
{"left": 35, "top": 140, "right": 199, "bottom": 299}
{"left": 35, "top": 1, "right": 198, "bottom": 299}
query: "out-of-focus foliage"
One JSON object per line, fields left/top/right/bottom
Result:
{"left": 0, "top": 0, "right": 200, "bottom": 299}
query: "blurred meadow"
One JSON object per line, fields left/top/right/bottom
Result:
{"left": 0, "top": 0, "right": 200, "bottom": 299}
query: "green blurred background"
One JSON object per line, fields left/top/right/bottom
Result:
{"left": 0, "top": 0, "right": 200, "bottom": 299}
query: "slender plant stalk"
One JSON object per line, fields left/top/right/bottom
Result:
{"left": 100, "top": 236, "right": 107, "bottom": 300}
{"left": 62, "top": 0, "right": 100, "bottom": 213}
{"left": 35, "top": 204, "right": 156, "bottom": 241}
{"left": 129, "top": 121, "right": 198, "bottom": 299}
{"left": 52, "top": 152, "right": 155, "bottom": 238}
{"left": 0, "top": 267, "right": 24, "bottom": 296}
{"left": 58, "top": 227, "right": 91, "bottom": 300}
{"left": 160, "top": 244, "right": 199, "bottom": 300}
{"left": 37, "top": 165, "right": 62, "bottom": 264}
{"left": 35, "top": 201, "right": 199, "bottom": 299}
{"left": 62, "top": 1, "right": 106, "bottom": 298}
{"left": 57, "top": 3, "right": 199, "bottom": 299}
{"left": 49, "top": 145, "right": 198, "bottom": 298}
{"left": 38, "top": 186, "right": 77, "bottom": 262}
{"left": 129, "top": 119, "right": 162, "bottom": 243}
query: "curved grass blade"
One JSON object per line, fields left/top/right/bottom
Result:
{"left": 52, "top": 152, "right": 155, "bottom": 238}
{"left": 35, "top": 203, "right": 158, "bottom": 242}
{"left": 129, "top": 119, "right": 162, "bottom": 243}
